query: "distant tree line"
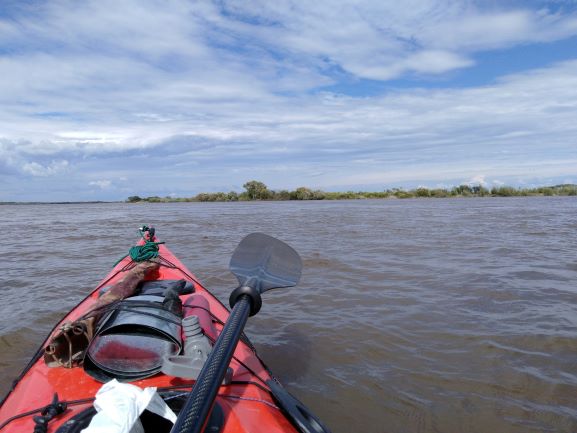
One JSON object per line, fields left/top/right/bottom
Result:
{"left": 126, "top": 181, "right": 577, "bottom": 203}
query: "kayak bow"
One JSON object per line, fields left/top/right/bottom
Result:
{"left": 0, "top": 228, "right": 331, "bottom": 433}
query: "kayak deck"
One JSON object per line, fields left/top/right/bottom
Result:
{"left": 0, "top": 239, "right": 298, "bottom": 433}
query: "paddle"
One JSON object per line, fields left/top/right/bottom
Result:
{"left": 170, "top": 233, "right": 302, "bottom": 433}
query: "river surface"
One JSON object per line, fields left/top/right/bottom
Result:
{"left": 1, "top": 198, "right": 576, "bottom": 433}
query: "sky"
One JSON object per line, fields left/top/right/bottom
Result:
{"left": 1, "top": 0, "right": 577, "bottom": 201}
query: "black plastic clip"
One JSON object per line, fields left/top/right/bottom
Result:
{"left": 33, "top": 393, "right": 67, "bottom": 433}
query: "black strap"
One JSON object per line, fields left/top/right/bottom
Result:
{"left": 33, "top": 394, "right": 67, "bottom": 433}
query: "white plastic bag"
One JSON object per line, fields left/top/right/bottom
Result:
{"left": 81, "top": 379, "right": 177, "bottom": 433}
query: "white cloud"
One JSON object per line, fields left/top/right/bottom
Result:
{"left": 419, "top": 10, "right": 577, "bottom": 51}
{"left": 21, "top": 160, "right": 69, "bottom": 177}
{"left": 468, "top": 175, "right": 488, "bottom": 186}
{"left": 1, "top": 1, "right": 577, "bottom": 200}
{"left": 195, "top": 1, "right": 577, "bottom": 80}
{"left": 89, "top": 180, "right": 112, "bottom": 189}
{"left": 2, "top": 58, "right": 577, "bottom": 186}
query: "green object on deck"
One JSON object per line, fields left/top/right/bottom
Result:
{"left": 114, "top": 226, "right": 165, "bottom": 265}
{"left": 127, "top": 241, "right": 162, "bottom": 261}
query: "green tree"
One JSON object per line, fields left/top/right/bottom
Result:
{"left": 275, "top": 190, "right": 291, "bottom": 200}
{"left": 430, "top": 189, "right": 449, "bottom": 198}
{"left": 312, "top": 190, "right": 326, "bottom": 200}
{"left": 491, "top": 186, "right": 518, "bottom": 196}
{"left": 127, "top": 196, "right": 142, "bottom": 202}
{"left": 394, "top": 189, "right": 414, "bottom": 199}
{"left": 452, "top": 185, "right": 472, "bottom": 196}
{"left": 293, "top": 187, "right": 314, "bottom": 200}
{"left": 243, "top": 180, "right": 270, "bottom": 200}
{"left": 470, "top": 185, "right": 489, "bottom": 195}
{"left": 415, "top": 187, "right": 430, "bottom": 198}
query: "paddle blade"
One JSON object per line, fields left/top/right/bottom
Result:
{"left": 230, "top": 233, "right": 302, "bottom": 293}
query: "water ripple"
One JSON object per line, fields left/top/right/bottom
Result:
{"left": 1, "top": 197, "right": 577, "bottom": 433}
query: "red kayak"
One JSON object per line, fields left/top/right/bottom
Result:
{"left": 0, "top": 227, "right": 330, "bottom": 433}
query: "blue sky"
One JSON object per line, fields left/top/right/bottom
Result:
{"left": 1, "top": 0, "right": 577, "bottom": 201}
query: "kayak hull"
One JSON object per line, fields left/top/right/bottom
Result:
{"left": 0, "top": 238, "right": 299, "bottom": 433}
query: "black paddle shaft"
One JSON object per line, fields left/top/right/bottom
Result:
{"left": 170, "top": 294, "right": 252, "bottom": 433}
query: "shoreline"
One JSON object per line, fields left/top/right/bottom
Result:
{"left": 3, "top": 183, "right": 577, "bottom": 205}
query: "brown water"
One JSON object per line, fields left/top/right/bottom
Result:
{"left": 1, "top": 198, "right": 577, "bottom": 433}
